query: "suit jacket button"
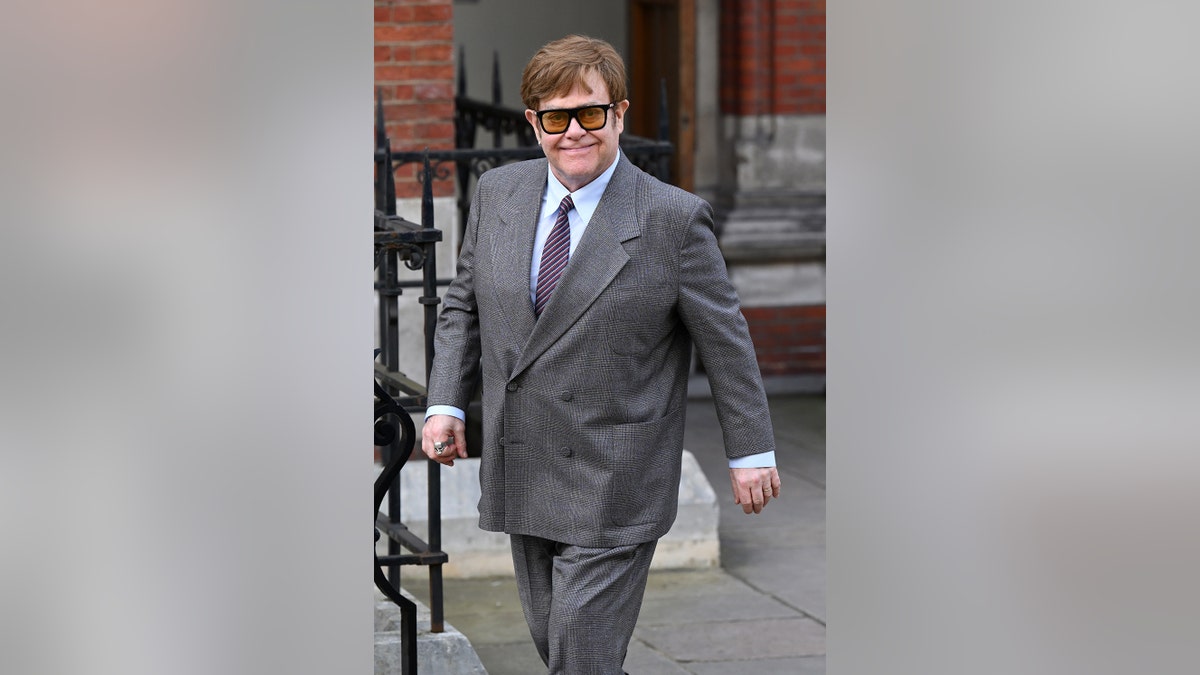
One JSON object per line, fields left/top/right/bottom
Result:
{"left": 559, "top": 447, "right": 572, "bottom": 457}
{"left": 499, "top": 436, "right": 507, "bottom": 446}
{"left": 560, "top": 391, "right": 573, "bottom": 401}
{"left": 506, "top": 382, "right": 518, "bottom": 392}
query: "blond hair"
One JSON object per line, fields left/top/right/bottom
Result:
{"left": 520, "top": 35, "right": 628, "bottom": 110}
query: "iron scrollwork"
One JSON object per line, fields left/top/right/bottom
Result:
{"left": 374, "top": 351, "right": 416, "bottom": 607}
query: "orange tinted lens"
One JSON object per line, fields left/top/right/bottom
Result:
{"left": 542, "top": 111, "right": 570, "bottom": 132}
{"left": 576, "top": 106, "right": 606, "bottom": 129}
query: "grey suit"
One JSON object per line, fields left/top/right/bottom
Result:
{"left": 427, "top": 153, "right": 774, "bottom": 670}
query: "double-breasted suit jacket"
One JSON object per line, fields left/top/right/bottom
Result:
{"left": 427, "top": 154, "right": 776, "bottom": 548}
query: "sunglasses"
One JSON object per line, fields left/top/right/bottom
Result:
{"left": 534, "top": 103, "right": 616, "bottom": 134}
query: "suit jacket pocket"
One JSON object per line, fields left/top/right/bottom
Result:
{"left": 607, "top": 407, "right": 686, "bottom": 527}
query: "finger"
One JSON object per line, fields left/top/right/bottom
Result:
{"left": 751, "top": 487, "right": 766, "bottom": 514}
{"left": 421, "top": 427, "right": 442, "bottom": 461}
{"left": 456, "top": 434, "right": 469, "bottom": 459}
{"left": 430, "top": 435, "right": 455, "bottom": 463}
{"left": 735, "top": 480, "right": 752, "bottom": 513}
{"left": 443, "top": 434, "right": 464, "bottom": 464}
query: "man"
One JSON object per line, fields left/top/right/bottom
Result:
{"left": 422, "top": 34, "right": 781, "bottom": 674}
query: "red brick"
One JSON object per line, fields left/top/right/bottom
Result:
{"left": 414, "top": 82, "right": 454, "bottom": 101}
{"left": 412, "top": 4, "right": 452, "bottom": 22}
{"left": 394, "top": 182, "right": 422, "bottom": 199}
{"left": 375, "top": 63, "right": 455, "bottom": 83}
{"left": 413, "top": 121, "right": 454, "bottom": 139}
{"left": 741, "top": 303, "right": 825, "bottom": 376}
{"left": 785, "top": 57, "right": 819, "bottom": 73}
{"left": 375, "top": 85, "right": 415, "bottom": 103}
{"left": 413, "top": 43, "right": 453, "bottom": 63}
{"left": 384, "top": 120, "right": 415, "bottom": 141}
{"left": 383, "top": 100, "right": 454, "bottom": 122}
{"left": 375, "top": 65, "right": 405, "bottom": 82}
{"left": 376, "top": 23, "right": 453, "bottom": 43}
{"left": 375, "top": 25, "right": 407, "bottom": 42}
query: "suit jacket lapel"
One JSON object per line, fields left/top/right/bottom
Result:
{"left": 513, "top": 156, "right": 642, "bottom": 379}
{"left": 490, "top": 161, "right": 544, "bottom": 347}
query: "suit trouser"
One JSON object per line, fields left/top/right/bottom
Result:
{"left": 509, "top": 533, "right": 658, "bottom": 675}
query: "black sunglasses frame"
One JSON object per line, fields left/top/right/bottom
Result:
{"left": 534, "top": 103, "right": 617, "bottom": 134}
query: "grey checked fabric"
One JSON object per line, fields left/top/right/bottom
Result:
{"left": 510, "top": 533, "right": 657, "bottom": 674}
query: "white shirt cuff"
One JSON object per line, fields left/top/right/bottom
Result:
{"left": 425, "top": 405, "right": 466, "bottom": 421}
{"left": 728, "top": 450, "right": 776, "bottom": 468}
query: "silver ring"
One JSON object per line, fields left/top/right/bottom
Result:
{"left": 434, "top": 441, "right": 446, "bottom": 455}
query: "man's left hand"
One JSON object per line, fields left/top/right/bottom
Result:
{"left": 729, "top": 466, "right": 781, "bottom": 514}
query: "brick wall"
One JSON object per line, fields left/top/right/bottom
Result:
{"left": 742, "top": 305, "right": 826, "bottom": 377}
{"left": 720, "top": 0, "right": 825, "bottom": 115}
{"left": 375, "top": 0, "right": 455, "bottom": 199}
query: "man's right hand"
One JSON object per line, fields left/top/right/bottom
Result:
{"left": 421, "top": 414, "right": 468, "bottom": 466}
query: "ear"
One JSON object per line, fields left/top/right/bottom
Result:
{"left": 613, "top": 99, "right": 630, "bottom": 133}
{"left": 524, "top": 109, "right": 541, "bottom": 139}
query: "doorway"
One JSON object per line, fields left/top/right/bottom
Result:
{"left": 629, "top": 0, "right": 696, "bottom": 192}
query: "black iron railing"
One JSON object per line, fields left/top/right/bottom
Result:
{"left": 374, "top": 93, "right": 446, "bottom": 675}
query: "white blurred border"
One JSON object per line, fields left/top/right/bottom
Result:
{"left": 1, "top": 2, "right": 371, "bottom": 674}
{"left": 830, "top": 1, "right": 1200, "bottom": 674}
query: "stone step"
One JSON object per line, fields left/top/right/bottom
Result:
{"left": 375, "top": 589, "right": 487, "bottom": 675}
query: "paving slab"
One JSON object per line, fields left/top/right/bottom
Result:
{"left": 470, "top": 642, "right": 545, "bottom": 675}
{"left": 635, "top": 616, "right": 825, "bottom": 662}
{"left": 404, "top": 577, "right": 531, "bottom": 646}
{"left": 636, "top": 569, "right": 797, "bottom": 626}
{"left": 720, "top": 542, "right": 827, "bottom": 622}
{"left": 622, "top": 640, "right": 695, "bottom": 675}
{"left": 687, "top": 655, "right": 826, "bottom": 675}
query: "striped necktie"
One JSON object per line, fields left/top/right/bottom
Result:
{"left": 534, "top": 194, "right": 574, "bottom": 317}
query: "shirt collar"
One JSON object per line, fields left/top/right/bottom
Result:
{"left": 544, "top": 152, "right": 621, "bottom": 225}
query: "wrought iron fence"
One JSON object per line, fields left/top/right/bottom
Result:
{"left": 374, "top": 94, "right": 446, "bottom": 675}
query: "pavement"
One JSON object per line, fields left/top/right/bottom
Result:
{"left": 402, "top": 390, "right": 826, "bottom": 674}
